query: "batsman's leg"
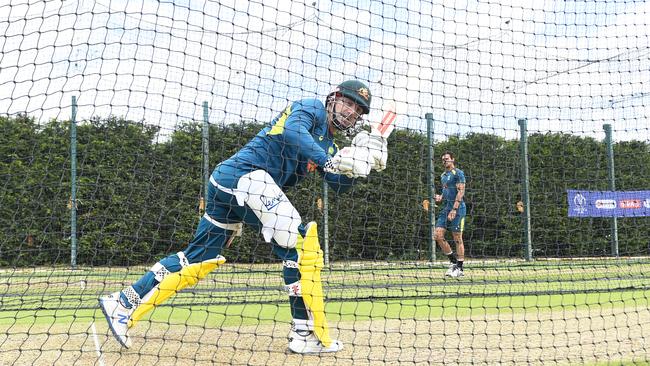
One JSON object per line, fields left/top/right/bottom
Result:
{"left": 229, "top": 170, "right": 343, "bottom": 353}
{"left": 276, "top": 222, "right": 343, "bottom": 354}
{"left": 98, "top": 212, "right": 240, "bottom": 348}
{"left": 131, "top": 216, "right": 240, "bottom": 327}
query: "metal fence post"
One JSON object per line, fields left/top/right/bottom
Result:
{"left": 518, "top": 118, "right": 532, "bottom": 261}
{"left": 425, "top": 113, "right": 436, "bottom": 262}
{"left": 322, "top": 179, "right": 330, "bottom": 267}
{"left": 202, "top": 101, "right": 210, "bottom": 209}
{"left": 70, "top": 96, "right": 78, "bottom": 268}
{"left": 603, "top": 123, "right": 619, "bottom": 257}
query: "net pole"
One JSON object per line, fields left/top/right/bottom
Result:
{"left": 322, "top": 179, "right": 330, "bottom": 267}
{"left": 202, "top": 101, "right": 210, "bottom": 207}
{"left": 518, "top": 118, "right": 533, "bottom": 261}
{"left": 425, "top": 113, "right": 436, "bottom": 262}
{"left": 70, "top": 96, "right": 78, "bottom": 269}
{"left": 603, "top": 123, "right": 619, "bottom": 257}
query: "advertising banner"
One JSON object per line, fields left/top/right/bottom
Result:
{"left": 567, "top": 190, "right": 650, "bottom": 217}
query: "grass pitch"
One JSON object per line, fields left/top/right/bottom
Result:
{"left": 1, "top": 259, "right": 649, "bottom": 365}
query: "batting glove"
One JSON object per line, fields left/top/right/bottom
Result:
{"left": 328, "top": 147, "right": 372, "bottom": 178}
{"left": 351, "top": 130, "right": 388, "bottom": 171}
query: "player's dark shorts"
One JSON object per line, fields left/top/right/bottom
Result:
{"left": 435, "top": 207, "right": 466, "bottom": 232}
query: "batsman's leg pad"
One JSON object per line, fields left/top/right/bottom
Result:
{"left": 128, "top": 253, "right": 226, "bottom": 328}
{"left": 296, "top": 222, "right": 332, "bottom": 347}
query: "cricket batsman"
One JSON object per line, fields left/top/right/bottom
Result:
{"left": 99, "top": 80, "right": 391, "bottom": 354}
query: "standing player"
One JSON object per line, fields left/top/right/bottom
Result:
{"left": 99, "top": 80, "right": 389, "bottom": 353}
{"left": 434, "top": 151, "right": 466, "bottom": 278}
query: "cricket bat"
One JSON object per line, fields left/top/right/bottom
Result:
{"left": 370, "top": 101, "right": 397, "bottom": 138}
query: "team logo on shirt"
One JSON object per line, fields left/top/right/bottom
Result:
{"left": 358, "top": 87, "right": 370, "bottom": 101}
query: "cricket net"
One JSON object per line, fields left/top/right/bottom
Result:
{"left": 1, "top": 1, "right": 649, "bottom": 365}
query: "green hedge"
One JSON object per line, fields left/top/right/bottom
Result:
{"left": 1, "top": 115, "right": 649, "bottom": 266}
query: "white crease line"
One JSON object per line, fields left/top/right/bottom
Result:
{"left": 91, "top": 322, "right": 106, "bottom": 366}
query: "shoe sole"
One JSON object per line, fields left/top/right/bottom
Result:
{"left": 288, "top": 347, "right": 342, "bottom": 354}
{"left": 287, "top": 342, "right": 343, "bottom": 354}
{"left": 98, "top": 298, "right": 130, "bottom": 349}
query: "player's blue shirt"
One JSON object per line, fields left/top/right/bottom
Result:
{"left": 213, "top": 98, "right": 354, "bottom": 193}
{"left": 440, "top": 168, "right": 466, "bottom": 210}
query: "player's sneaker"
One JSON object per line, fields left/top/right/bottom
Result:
{"left": 98, "top": 291, "right": 133, "bottom": 348}
{"left": 446, "top": 265, "right": 464, "bottom": 278}
{"left": 445, "top": 263, "right": 456, "bottom": 277}
{"left": 288, "top": 328, "right": 343, "bottom": 354}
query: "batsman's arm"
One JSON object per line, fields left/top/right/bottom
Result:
{"left": 282, "top": 111, "right": 330, "bottom": 167}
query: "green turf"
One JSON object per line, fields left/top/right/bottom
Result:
{"left": 587, "top": 360, "right": 650, "bottom": 366}
{"left": 1, "top": 260, "right": 649, "bottom": 329}
{"left": 2, "top": 260, "right": 649, "bottom": 365}
{"left": 1, "top": 285, "right": 648, "bottom": 328}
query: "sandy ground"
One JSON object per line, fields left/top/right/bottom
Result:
{"left": 1, "top": 304, "right": 649, "bottom": 366}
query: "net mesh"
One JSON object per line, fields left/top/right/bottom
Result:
{"left": 1, "top": 1, "right": 649, "bottom": 365}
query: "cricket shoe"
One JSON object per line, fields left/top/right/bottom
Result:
{"left": 445, "top": 263, "right": 456, "bottom": 277}
{"left": 99, "top": 291, "right": 133, "bottom": 348}
{"left": 446, "top": 264, "right": 464, "bottom": 278}
{"left": 288, "top": 329, "right": 343, "bottom": 354}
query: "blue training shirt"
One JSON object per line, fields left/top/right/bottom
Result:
{"left": 440, "top": 168, "right": 466, "bottom": 210}
{"left": 213, "top": 98, "right": 354, "bottom": 193}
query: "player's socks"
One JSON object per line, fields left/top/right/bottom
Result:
{"left": 457, "top": 260, "right": 464, "bottom": 270}
{"left": 446, "top": 252, "right": 458, "bottom": 264}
